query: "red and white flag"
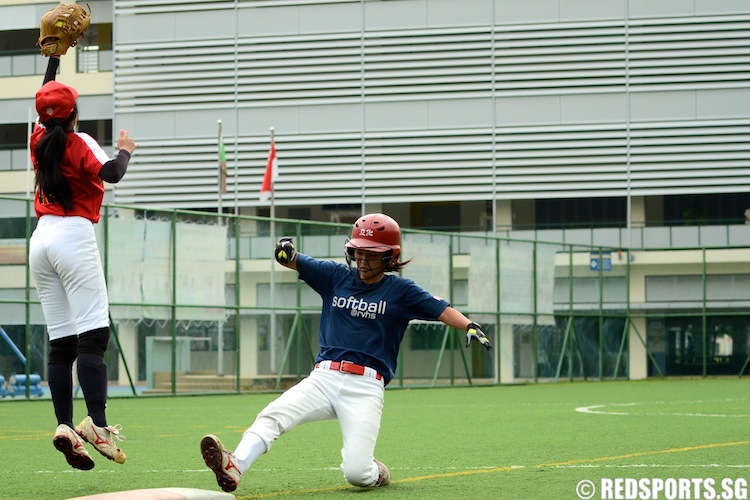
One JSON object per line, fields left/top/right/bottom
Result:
{"left": 260, "top": 140, "right": 278, "bottom": 202}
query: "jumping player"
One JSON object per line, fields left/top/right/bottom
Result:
{"left": 29, "top": 55, "right": 137, "bottom": 470}
{"left": 200, "top": 213, "right": 491, "bottom": 492}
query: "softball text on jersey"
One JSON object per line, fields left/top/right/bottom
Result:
{"left": 332, "top": 296, "right": 387, "bottom": 319}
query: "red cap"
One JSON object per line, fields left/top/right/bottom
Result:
{"left": 36, "top": 81, "right": 78, "bottom": 121}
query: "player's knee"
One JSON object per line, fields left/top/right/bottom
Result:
{"left": 341, "top": 461, "right": 376, "bottom": 487}
{"left": 248, "top": 415, "right": 285, "bottom": 448}
{"left": 48, "top": 335, "right": 78, "bottom": 366}
{"left": 77, "top": 327, "right": 110, "bottom": 357}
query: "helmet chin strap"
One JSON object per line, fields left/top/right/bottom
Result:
{"left": 354, "top": 255, "right": 388, "bottom": 282}
{"left": 345, "top": 245, "right": 394, "bottom": 271}
{"left": 345, "top": 239, "right": 353, "bottom": 267}
{"left": 359, "top": 266, "right": 383, "bottom": 281}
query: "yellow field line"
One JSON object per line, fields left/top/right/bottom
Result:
{"left": 538, "top": 440, "right": 750, "bottom": 468}
{"left": 237, "top": 440, "right": 750, "bottom": 499}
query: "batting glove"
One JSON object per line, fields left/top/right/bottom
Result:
{"left": 275, "top": 237, "right": 297, "bottom": 264}
{"left": 466, "top": 322, "right": 492, "bottom": 350}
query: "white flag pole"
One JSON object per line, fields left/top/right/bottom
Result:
{"left": 217, "top": 120, "right": 224, "bottom": 218}
{"left": 217, "top": 119, "right": 224, "bottom": 376}
{"left": 268, "top": 127, "right": 278, "bottom": 373}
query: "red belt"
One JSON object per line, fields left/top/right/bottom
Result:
{"left": 315, "top": 360, "right": 382, "bottom": 380}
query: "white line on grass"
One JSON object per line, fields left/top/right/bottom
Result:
{"left": 26, "top": 465, "right": 527, "bottom": 475}
{"left": 575, "top": 401, "right": 749, "bottom": 418}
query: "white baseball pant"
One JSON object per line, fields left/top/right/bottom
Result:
{"left": 246, "top": 366, "right": 385, "bottom": 486}
{"left": 29, "top": 215, "right": 110, "bottom": 341}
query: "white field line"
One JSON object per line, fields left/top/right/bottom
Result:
{"left": 575, "top": 401, "right": 750, "bottom": 418}
{"left": 24, "top": 465, "right": 527, "bottom": 475}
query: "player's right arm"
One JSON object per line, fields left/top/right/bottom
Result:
{"left": 43, "top": 56, "right": 60, "bottom": 85}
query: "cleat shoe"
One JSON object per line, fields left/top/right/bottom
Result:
{"left": 76, "top": 416, "right": 126, "bottom": 464}
{"left": 374, "top": 459, "right": 391, "bottom": 486}
{"left": 201, "top": 434, "right": 242, "bottom": 493}
{"left": 53, "top": 424, "right": 95, "bottom": 470}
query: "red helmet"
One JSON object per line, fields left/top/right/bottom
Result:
{"left": 345, "top": 213, "right": 401, "bottom": 262}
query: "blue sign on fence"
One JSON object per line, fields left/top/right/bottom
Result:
{"left": 589, "top": 252, "right": 612, "bottom": 271}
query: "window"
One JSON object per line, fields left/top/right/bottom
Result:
{"left": 0, "top": 29, "right": 38, "bottom": 56}
{"left": 535, "top": 197, "right": 626, "bottom": 229}
{"left": 663, "top": 193, "right": 750, "bottom": 226}
{"left": 0, "top": 24, "right": 113, "bottom": 76}
{"left": 77, "top": 24, "right": 114, "bottom": 74}
{"left": 77, "top": 119, "right": 113, "bottom": 148}
{"left": 411, "top": 202, "right": 461, "bottom": 231}
{"left": 0, "top": 123, "right": 28, "bottom": 151}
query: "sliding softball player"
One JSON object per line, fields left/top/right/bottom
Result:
{"left": 201, "top": 213, "right": 491, "bottom": 492}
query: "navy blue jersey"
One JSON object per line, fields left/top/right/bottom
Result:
{"left": 296, "top": 253, "right": 450, "bottom": 385}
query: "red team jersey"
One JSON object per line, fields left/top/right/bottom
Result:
{"left": 30, "top": 122, "right": 111, "bottom": 223}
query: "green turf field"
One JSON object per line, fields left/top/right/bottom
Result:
{"left": 0, "top": 378, "right": 747, "bottom": 500}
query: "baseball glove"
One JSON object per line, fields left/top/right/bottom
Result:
{"left": 37, "top": 3, "right": 91, "bottom": 57}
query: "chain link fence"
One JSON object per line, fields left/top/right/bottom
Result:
{"left": 1, "top": 196, "right": 748, "bottom": 399}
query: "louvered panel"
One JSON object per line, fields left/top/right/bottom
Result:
{"left": 363, "top": 147, "right": 626, "bottom": 166}
{"left": 363, "top": 183, "right": 626, "bottom": 198}
{"left": 115, "top": 120, "right": 750, "bottom": 207}
{"left": 117, "top": 0, "right": 233, "bottom": 14}
{"left": 115, "top": 35, "right": 363, "bottom": 109}
{"left": 628, "top": 16, "right": 750, "bottom": 90}
{"left": 625, "top": 179, "right": 750, "bottom": 198}
{"left": 115, "top": 40, "right": 238, "bottom": 110}
{"left": 365, "top": 171, "right": 629, "bottom": 186}
{"left": 117, "top": 0, "right": 355, "bottom": 14}
{"left": 110, "top": 2, "right": 750, "bottom": 207}
{"left": 116, "top": 139, "right": 249, "bottom": 207}
{"left": 362, "top": 29, "right": 491, "bottom": 98}
{"left": 358, "top": 128, "right": 626, "bottom": 202}
{"left": 233, "top": 35, "right": 363, "bottom": 102}
{"left": 492, "top": 23, "right": 625, "bottom": 95}
{"left": 630, "top": 122, "right": 750, "bottom": 146}
{"left": 116, "top": 127, "right": 630, "bottom": 205}
{"left": 113, "top": 20, "right": 628, "bottom": 109}
{"left": 115, "top": 135, "right": 368, "bottom": 207}
{"left": 631, "top": 162, "right": 750, "bottom": 177}
{"left": 627, "top": 120, "right": 750, "bottom": 194}
{"left": 117, "top": 43, "right": 237, "bottom": 68}
{"left": 120, "top": 48, "right": 357, "bottom": 86}
{"left": 116, "top": 31, "right": 493, "bottom": 109}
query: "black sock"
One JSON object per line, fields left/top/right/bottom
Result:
{"left": 76, "top": 353, "right": 108, "bottom": 427}
{"left": 47, "top": 363, "right": 74, "bottom": 428}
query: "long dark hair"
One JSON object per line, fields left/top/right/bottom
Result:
{"left": 34, "top": 106, "right": 78, "bottom": 211}
{"left": 384, "top": 255, "right": 411, "bottom": 273}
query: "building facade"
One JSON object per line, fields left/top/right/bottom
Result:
{"left": 2, "top": 0, "right": 749, "bottom": 228}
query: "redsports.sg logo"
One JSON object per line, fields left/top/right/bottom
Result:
{"left": 576, "top": 478, "right": 748, "bottom": 500}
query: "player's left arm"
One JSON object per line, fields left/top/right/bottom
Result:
{"left": 99, "top": 130, "right": 138, "bottom": 183}
{"left": 274, "top": 237, "right": 298, "bottom": 270}
{"left": 437, "top": 307, "right": 492, "bottom": 350}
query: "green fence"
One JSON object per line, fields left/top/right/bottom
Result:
{"left": 0, "top": 196, "right": 748, "bottom": 399}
